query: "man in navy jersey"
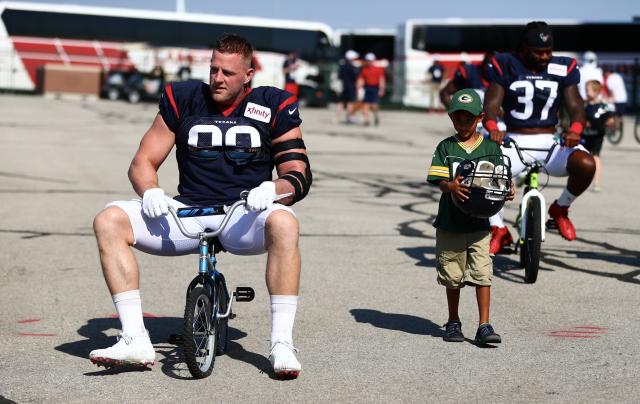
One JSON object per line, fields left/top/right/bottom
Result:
{"left": 483, "top": 21, "right": 594, "bottom": 253}
{"left": 90, "top": 34, "right": 310, "bottom": 379}
{"left": 440, "top": 52, "right": 494, "bottom": 108}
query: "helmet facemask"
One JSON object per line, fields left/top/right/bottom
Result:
{"left": 451, "top": 155, "right": 512, "bottom": 218}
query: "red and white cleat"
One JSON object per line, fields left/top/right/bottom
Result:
{"left": 489, "top": 226, "right": 513, "bottom": 255}
{"left": 269, "top": 341, "right": 301, "bottom": 380}
{"left": 89, "top": 330, "right": 156, "bottom": 369}
{"left": 548, "top": 201, "right": 576, "bottom": 241}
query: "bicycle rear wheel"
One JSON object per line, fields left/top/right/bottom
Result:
{"left": 634, "top": 114, "right": 640, "bottom": 143}
{"left": 606, "top": 119, "right": 623, "bottom": 145}
{"left": 183, "top": 287, "right": 217, "bottom": 379}
{"left": 520, "top": 197, "right": 542, "bottom": 284}
{"left": 214, "top": 278, "right": 229, "bottom": 356}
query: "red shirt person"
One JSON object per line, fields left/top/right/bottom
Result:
{"left": 356, "top": 52, "right": 386, "bottom": 125}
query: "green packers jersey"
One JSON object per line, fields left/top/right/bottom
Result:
{"left": 427, "top": 135, "right": 503, "bottom": 232}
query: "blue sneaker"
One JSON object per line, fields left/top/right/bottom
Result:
{"left": 443, "top": 320, "right": 464, "bottom": 342}
{"left": 475, "top": 323, "right": 502, "bottom": 345}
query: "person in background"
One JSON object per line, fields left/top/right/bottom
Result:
{"left": 578, "top": 51, "right": 603, "bottom": 100}
{"left": 282, "top": 52, "right": 300, "bottom": 101}
{"left": 357, "top": 52, "right": 386, "bottom": 126}
{"left": 583, "top": 80, "right": 616, "bottom": 192}
{"left": 603, "top": 66, "right": 628, "bottom": 127}
{"left": 427, "top": 60, "right": 444, "bottom": 112}
{"left": 337, "top": 49, "right": 360, "bottom": 124}
{"left": 439, "top": 52, "right": 493, "bottom": 108}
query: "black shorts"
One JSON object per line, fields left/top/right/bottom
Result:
{"left": 341, "top": 86, "right": 356, "bottom": 103}
{"left": 583, "top": 134, "right": 604, "bottom": 156}
{"left": 363, "top": 86, "right": 379, "bottom": 104}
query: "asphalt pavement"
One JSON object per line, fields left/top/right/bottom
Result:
{"left": 0, "top": 94, "right": 638, "bottom": 403}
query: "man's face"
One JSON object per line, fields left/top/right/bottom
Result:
{"left": 523, "top": 46, "right": 553, "bottom": 71}
{"left": 209, "top": 50, "right": 254, "bottom": 105}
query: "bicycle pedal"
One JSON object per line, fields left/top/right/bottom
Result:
{"left": 229, "top": 312, "right": 237, "bottom": 319}
{"left": 234, "top": 287, "right": 255, "bottom": 302}
{"left": 545, "top": 219, "right": 557, "bottom": 230}
{"left": 168, "top": 333, "right": 184, "bottom": 345}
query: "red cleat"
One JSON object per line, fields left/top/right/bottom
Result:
{"left": 490, "top": 226, "right": 513, "bottom": 255}
{"left": 548, "top": 201, "right": 576, "bottom": 241}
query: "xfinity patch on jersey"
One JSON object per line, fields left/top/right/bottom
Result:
{"left": 547, "top": 63, "right": 567, "bottom": 77}
{"left": 244, "top": 102, "right": 271, "bottom": 123}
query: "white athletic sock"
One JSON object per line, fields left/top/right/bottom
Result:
{"left": 270, "top": 295, "right": 298, "bottom": 347}
{"left": 489, "top": 209, "right": 505, "bottom": 228}
{"left": 112, "top": 290, "right": 146, "bottom": 337}
{"left": 556, "top": 188, "right": 577, "bottom": 207}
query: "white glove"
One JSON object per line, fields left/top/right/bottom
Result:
{"left": 246, "top": 181, "right": 276, "bottom": 212}
{"left": 142, "top": 188, "right": 170, "bottom": 218}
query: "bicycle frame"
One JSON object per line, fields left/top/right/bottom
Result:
{"left": 168, "top": 197, "right": 247, "bottom": 320}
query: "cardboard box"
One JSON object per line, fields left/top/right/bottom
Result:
{"left": 38, "top": 64, "right": 102, "bottom": 97}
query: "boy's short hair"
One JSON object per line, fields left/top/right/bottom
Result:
{"left": 448, "top": 88, "right": 482, "bottom": 116}
{"left": 585, "top": 79, "right": 602, "bottom": 92}
{"left": 214, "top": 33, "right": 253, "bottom": 66}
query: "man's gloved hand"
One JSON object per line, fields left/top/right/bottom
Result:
{"left": 246, "top": 181, "right": 276, "bottom": 212}
{"left": 142, "top": 188, "right": 170, "bottom": 218}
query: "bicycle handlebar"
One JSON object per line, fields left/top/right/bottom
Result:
{"left": 168, "top": 190, "right": 291, "bottom": 240}
{"left": 484, "top": 134, "right": 560, "bottom": 168}
{"left": 169, "top": 198, "right": 247, "bottom": 240}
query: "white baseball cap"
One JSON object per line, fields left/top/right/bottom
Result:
{"left": 582, "top": 51, "right": 597, "bottom": 64}
{"left": 345, "top": 49, "right": 359, "bottom": 60}
{"left": 365, "top": 52, "right": 376, "bottom": 61}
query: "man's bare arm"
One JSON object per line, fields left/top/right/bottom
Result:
{"left": 482, "top": 82, "right": 504, "bottom": 123}
{"left": 439, "top": 80, "right": 458, "bottom": 109}
{"left": 562, "top": 84, "right": 586, "bottom": 147}
{"left": 128, "top": 113, "right": 176, "bottom": 197}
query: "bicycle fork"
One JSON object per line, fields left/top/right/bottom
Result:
{"left": 518, "top": 189, "right": 547, "bottom": 244}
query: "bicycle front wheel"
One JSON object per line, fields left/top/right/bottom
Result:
{"left": 520, "top": 197, "right": 542, "bottom": 284}
{"left": 634, "top": 114, "right": 640, "bottom": 143}
{"left": 183, "top": 287, "right": 217, "bottom": 379}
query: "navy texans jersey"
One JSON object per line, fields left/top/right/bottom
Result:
{"left": 487, "top": 53, "right": 580, "bottom": 130}
{"left": 159, "top": 80, "right": 301, "bottom": 205}
{"left": 452, "top": 63, "right": 490, "bottom": 92}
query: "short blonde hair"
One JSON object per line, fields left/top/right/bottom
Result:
{"left": 585, "top": 80, "right": 602, "bottom": 93}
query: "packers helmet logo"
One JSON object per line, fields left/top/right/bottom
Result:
{"left": 458, "top": 94, "right": 474, "bottom": 103}
{"left": 540, "top": 33, "right": 550, "bottom": 42}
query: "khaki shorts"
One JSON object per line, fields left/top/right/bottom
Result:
{"left": 435, "top": 229, "right": 492, "bottom": 288}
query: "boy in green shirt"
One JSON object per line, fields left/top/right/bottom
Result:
{"left": 427, "top": 88, "right": 514, "bottom": 345}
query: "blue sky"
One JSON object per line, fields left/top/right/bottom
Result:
{"left": 9, "top": 0, "right": 640, "bottom": 29}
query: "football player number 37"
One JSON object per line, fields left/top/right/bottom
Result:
{"left": 509, "top": 80, "right": 558, "bottom": 121}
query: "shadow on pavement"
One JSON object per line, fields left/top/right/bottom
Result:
{"left": 55, "top": 317, "right": 273, "bottom": 379}
{"left": 397, "top": 245, "right": 437, "bottom": 268}
{"left": 350, "top": 309, "right": 444, "bottom": 337}
{"left": 490, "top": 253, "right": 557, "bottom": 284}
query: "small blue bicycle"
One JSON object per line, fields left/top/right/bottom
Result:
{"left": 168, "top": 191, "right": 254, "bottom": 379}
